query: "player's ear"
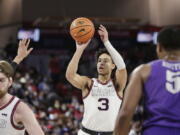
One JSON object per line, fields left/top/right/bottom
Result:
{"left": 156, "top": 43, "right": 166, "bottom": 59}
{"left": 157, "top": 43, "right": 162, "bottom": 52}
{"left": 112, "top": 64, "right": 115, "bottom": 70}
{"left": 158, "top": 43, "right": 166, "bottom": 52}
{"left": 156, "top": 44, "right": 160, "bottom": 57}
{"left": 8, "top": 77, "right": 13, "bottom": 87}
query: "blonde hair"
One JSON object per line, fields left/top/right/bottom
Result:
{"left": 0, "top": 60, "right": 14, "bottom": 77}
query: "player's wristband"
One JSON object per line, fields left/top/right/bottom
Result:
{"left": 10, "top": 62, "right": 18, "bottom": 71}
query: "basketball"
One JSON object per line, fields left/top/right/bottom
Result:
{"left": 70, "top": 17, "right": 95, "bottom": 43}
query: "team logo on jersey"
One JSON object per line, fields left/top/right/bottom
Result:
{"left": 107, "top": 85, "right": 112, "bottom": 87}
{"left": 0, "top": 119, "right": 7, "bottom": 128}
{"left": 1, "top": 113, "right": 7, "bottom": 117}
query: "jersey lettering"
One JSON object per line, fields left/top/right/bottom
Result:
{"left": 166, "top": 70, "right": 180, "bottom": 94}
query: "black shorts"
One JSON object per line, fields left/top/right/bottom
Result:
{"left": 81, "top": 126, "right": 113, "bottom": 135}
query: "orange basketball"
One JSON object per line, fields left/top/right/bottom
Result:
{"left": 70, "top": 17, "right": 95, "bottom": 43}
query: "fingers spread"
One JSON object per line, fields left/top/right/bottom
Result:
{"left": 27, "top": 48, "right": 33, "bottom": 54}
{"left": 26, "top": 39, "right": 31, "bottom": 47}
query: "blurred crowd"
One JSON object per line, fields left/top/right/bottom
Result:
{"left": 9, "top": 66, "right": 82, "bottom": 135}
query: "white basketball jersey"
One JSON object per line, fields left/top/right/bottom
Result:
{"left": 0, "top": 96, "right": 25, "bottom": 135}
{"left": 82, "top": 78, "right": 122, "bottom": 131}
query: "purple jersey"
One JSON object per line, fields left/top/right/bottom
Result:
{"left": 143, "top": 59, "right": 180, "bottom": 129}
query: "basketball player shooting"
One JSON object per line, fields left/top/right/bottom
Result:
{"left": 0, "top": 39, "right": 44, "bottom": 135}
{"left": 114, "top": 27, "right": 180, "bottom": 135}
{"left": 66, "top": 25, "right": 127, "bottom": 135}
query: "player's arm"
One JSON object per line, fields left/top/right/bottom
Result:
{"left": 11, "top": 39, "right": 33, "bottom": 71}
{"left": 14, "top": 102, "right": 44, "bottom": 135}
{"left": 98, "top": 25, "right": 127, "bottom": 96}
{"left": 115, "top": 69, "right": 127, "bottom": 97}
{"left": 113, "top": 64, "right": 150, "bottom": 135}
{"left": 66, "top": 40, "right": 92, "bottom": 90}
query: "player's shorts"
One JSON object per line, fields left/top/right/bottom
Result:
{"left": 78, "top": 126, "right": 113, "bottom": 135}
{"left": 78, "top": 129, "right": 90, "bottom": 135}
{"left": 142, "top": 126, "right": 180, "bottom": 135}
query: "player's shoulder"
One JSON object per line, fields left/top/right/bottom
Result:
{"left": 81, "top": 76, "right": 94, "bottom": 89}
{"left": 133, "top": 63, "right": 151, "bottom": 74}
{"left": 81, "top": 75, "right": 92, "bottom": 82}
{"left": 15, "top": 101, "right": 32, "bottom": 115}
{"left": 132, "top": 63, "right": 151, "bottom": 82}
{"left": 137, "top": 59, "right": 162, "bottom": 76}
{"left": 13, "top": 100, "right": 33, "bottom": 123}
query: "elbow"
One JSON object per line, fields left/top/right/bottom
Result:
{"left": 117, "top": 108, "right": 133, "bottom": 121}
{"left": 114, "top": 109, "right": 132, "bottom": 135}
{"left": 65, "top": 71, "right": 71, "bottom": 81}
{"left": 115, "top": 110, "right": 132, "bottom": 129}
{"left": 65, "top": 70, "right": 74, "bottom": 82}
{"left": 119, "top": 111, "right": 131, "bottom": 119}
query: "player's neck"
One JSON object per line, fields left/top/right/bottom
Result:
{"left": 98, "top": 74, "right": 111, "bottom": 84}
{"left": 164, "top": 52, "right": 180, "bottom": 61}
{"left": 0, "top": 94, "right": 12, "bottom": 107}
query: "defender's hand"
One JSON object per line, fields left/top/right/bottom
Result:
{"left": 13, "top": 39, "right": 33, "bottom": 64}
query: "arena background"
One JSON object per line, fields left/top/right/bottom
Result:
{"left": 0, "top": 0, "right": 180, "bottom": 134}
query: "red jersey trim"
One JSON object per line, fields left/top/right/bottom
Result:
{"left": 83, "top": 79, "right": 94, "bottom": 99}
{"left": 0, "top": 96, "right": 15, "bottom": 110}
{"left": 112, "top": 81, "right": 123, "bottom": 100}
{"left": 97, "top": 79, "right": 111, "bottom": 85}
{"left": 11, "top": 100, "right": 25, "bottom": 130}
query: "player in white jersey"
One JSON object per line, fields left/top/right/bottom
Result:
{"left": 66, "top": 25, "right": 127, "bottom": 135}
{"left": 0, "top": 39, "right": 44, "bottom": 135}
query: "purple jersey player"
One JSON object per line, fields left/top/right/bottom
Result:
{"left": 114, "top": 27, "right": 180, "bottom": 135}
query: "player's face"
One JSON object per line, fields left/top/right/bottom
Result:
{"left": 0, "top": 73, "right": 12, "bottom": 98}
{"left": 97, "top": 53, "right": 115, "bottom": 75}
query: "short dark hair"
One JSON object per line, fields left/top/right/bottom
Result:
{"left": 0, "top": 60, "right": 14, "bottom": 78}
{"left": 157, "top": 26, "right": 180, "bottom": 51}
{"left": 96, "top": 48, "right": 111, "bottom": 62}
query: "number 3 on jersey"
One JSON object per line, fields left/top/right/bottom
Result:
{"left": 166, "top": 70, "right": 180, "bottom": 94}
{"left": 98, "top": 98, "right": 109, "bottom": 111}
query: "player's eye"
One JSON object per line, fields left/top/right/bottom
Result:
{"left": 104, "top": 59, "right": 109, "bottom": 63}
{"left": 0, "top": 79, "right": 5, "bottom": 82}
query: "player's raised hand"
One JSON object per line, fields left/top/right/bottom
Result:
{"left": 75, "top": 39, "right": 91, "bottom": 50}
{"left": 13, "top": 39, "right": 33, "bottom": 64}
{"left": 98, "top": 25, "right": 109, "bottom": 43}
{"left": 17, "top": 39, "right": 33, "bottom": 57}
